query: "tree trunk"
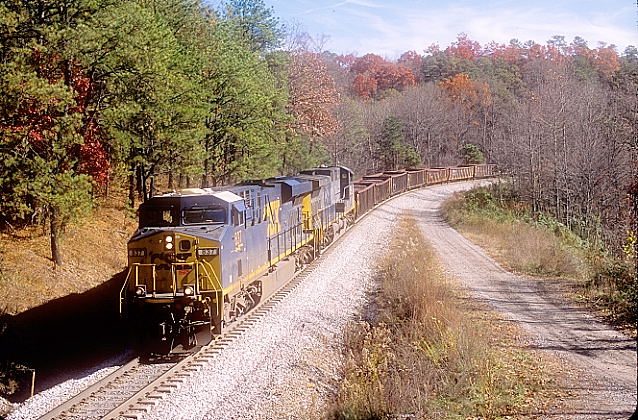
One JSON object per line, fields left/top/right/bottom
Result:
{"left": 128, "top": 165, "right": 136, "bottom": 209}
{"left": 138, "top": 166, "right": 148, "bottom": 201}
{"left": 50, "top": 207, "right": 63, "bottom": 266}
{"left": 202, "top": 157, "right": 209, "bottom": 188}
{"left": 149, "top": 176, "right": 155, "bottom": 198}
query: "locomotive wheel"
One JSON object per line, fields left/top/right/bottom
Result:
{"left": 302, "top": 246, "right": 314, "bottom": 264}
{"left": 210, "top": 302, "right": 222, "bottom": 335}
{"left": 296, "top": 246, "right": 314, "bottom": 268}
{"left": 323, "top": 225, "right": 334, "bottom": 246}
{"left": 223, "top": 297, "right": 235, "bottom": 327}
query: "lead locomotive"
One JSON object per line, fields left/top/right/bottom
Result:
{"left": 121, "top": 166, "right": 355, "bottom": 350}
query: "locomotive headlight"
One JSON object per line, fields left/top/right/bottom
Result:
{"left": 165, "top": 242, "right": 173, "bottom": 250}
{"left": 183, "top": 285, "right": 194, "bottom": 296}
{"left": 165, "top": 236, "right": 173, "bottom": 243}
{"left": 135, "top": 285, "right": 146, "bottom": 297}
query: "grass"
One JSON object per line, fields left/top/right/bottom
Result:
{"left": 442, "top": 183, "right": 637, "bottom": 330}
{"left": 328, "top": 214, "right": 556, "bottom": 420}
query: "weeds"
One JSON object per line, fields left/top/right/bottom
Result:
{"left": 329, "top": 215, "right": 550, "bottom": 419}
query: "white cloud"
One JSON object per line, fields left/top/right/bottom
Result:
{"left": 320, "top": 3, "right": 637, "bottom": 57}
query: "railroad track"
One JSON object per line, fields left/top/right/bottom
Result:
{"left": 38, "top": 229, "right": 346, "bottom": 420}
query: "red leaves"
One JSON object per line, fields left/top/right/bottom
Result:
{"left": 79, "top": 123, "right": 110, "bottom": 186}
{"left": 3, "top": 49, "right": 110, "bottom": 186}
{"left": 349, "top": 53, "right": 417, "bottom": 99}
{"left": 445, "top": 33, "right": 482, "bottom": 61}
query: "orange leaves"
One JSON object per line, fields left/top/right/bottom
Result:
{"left": 349, "top": 53, "right": 417, "bottom": 99}
{"left": 352, "top": 74, "right": 377, "bottom": 99}
{"left": 287, "top": 51, "right": 340, "bottom": 137}
{"left": 445, "top": 33, "right": 481, "bottom": 61}
{"left": 591, "top": 45, "right": 620, "bottom": 78}
{"left": 440, "top": 73, "right": 492, "bottom": 108}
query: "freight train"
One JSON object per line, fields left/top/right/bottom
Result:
{"left": 120, "top": 164, "right": 496, "bottom": 351}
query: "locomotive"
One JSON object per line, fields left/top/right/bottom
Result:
{"left": 120, "top": 164, "right": 495, "bottom": 350}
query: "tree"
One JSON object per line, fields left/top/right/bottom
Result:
{"left": 349, "top": 53, "right": 416, "bottom": 99}
{"left": 460, "top": 143, "right": 485, "bottom": 164}
{"left": 202, "top": 23, "right": 287, "bottom": 184}
{"left": 72, "top": 0, "right": 208, "bottom": 202}
{"left": 445, "top": 33, "right": 482, "bottom": 60}
{"left": 377, "top": 116, "right": 420, "bottom": 169}
{"left": 287, "top": 51, "right": 339, "bottom": 138}
{"left": 0, "top": 0, "right": 108, "bottom": 265}
{"left": 397, "top": 50, "right": 423, "bottom": 81}
{"left": 221, "top": 0, "right": 284, "bottom": 53}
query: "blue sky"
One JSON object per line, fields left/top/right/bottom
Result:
{"left": 229, "top": 0, "right": 637, "bottom": 59}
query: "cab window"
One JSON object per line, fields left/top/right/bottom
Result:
{"left": 183, "top": 207, "right": 227, "bottom": 224}
{"left": 232, "top": 207, "right": 244, "bottom": 226}
{"left": 139, "top": 207, "right": 179, "bottom": 228}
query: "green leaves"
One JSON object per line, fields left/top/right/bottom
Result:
{"left": 221, "top": 0, "right": 284, "bottom": 53}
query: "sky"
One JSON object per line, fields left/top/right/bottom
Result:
{"left": 255, "top": 0, "right": 637, "bottom": 59}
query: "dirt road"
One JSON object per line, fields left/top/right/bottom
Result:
{"left": 411, "top": 181, "right": 637, "bottom": 419}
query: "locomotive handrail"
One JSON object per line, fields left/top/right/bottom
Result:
{"left": 198, "top": 260, "right": 222, "bottom": 291}
{"left": 119, "top": 263, "right": 157, "bottom": 314}
{"left": 119, "top": 261, "right": 223, "bottom": 315}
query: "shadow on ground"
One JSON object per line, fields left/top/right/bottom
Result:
{"left": 0, "top": 270, "right": 134, "bottom": 402}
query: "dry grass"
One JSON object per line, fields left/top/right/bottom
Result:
{"left": 443, "top": 188, "right": 637, "bottom": 329}
{"left": 328, "top": 215, "right": 556, "bottom": 420}
{"left": 0, "top": 192, "right": 136, "bottom": 315}
{"left": 460, "top": 217, "right": 586, "bottom": 279}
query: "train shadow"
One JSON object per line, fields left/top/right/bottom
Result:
{"left": 0, "top": 270, "right": 135, "bottom": 402}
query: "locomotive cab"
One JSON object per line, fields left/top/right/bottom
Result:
{"left": 122, "top": 191, "right": 239, "bottom": 350}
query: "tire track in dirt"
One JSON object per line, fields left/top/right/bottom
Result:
{"left": 408, "top": 182, "right": 636, "bottom": 419}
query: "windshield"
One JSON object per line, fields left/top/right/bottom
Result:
{"left": 139, "top": 207, "right": 179, "bottom": 228}
{"left": 183, "top": 207, "right": 227, "bottom": 225}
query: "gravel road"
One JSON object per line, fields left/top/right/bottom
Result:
{"left": 410, "top": 184, "right": 637, "bottom": 419}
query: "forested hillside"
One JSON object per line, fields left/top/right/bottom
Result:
{"left": 1, "top": 0, "right": 636, "bottom": 266}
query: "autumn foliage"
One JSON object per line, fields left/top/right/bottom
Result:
{"left": 347, "top": 53, "right": 417, "bottom": 98}
{"left": 2, "top": 49, "right": 110, "bottom": 187}
{"left": 287, "top": 51, "right": 340, "bottom": 136}
{"left": 445, "top": 33, "right": 482, "bottom": 60}
{"left": 440, "top": 73, "right": 492, "bottom": 108}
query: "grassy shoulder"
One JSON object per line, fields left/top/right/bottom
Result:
{"left": 442, "top": 184, "right": 637, "bottom": 331}
{"left": 328, "top": 215, "right": 559, "bottom": 419}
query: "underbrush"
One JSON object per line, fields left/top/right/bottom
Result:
{"left": 328, "top": 215, "right": 552, "bottom": 419}
{"left": 443, "top": 184, "right": 637, "bottom": 328}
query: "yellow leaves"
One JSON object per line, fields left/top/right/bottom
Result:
{"left": 440, "top": 73, "right": 492, "bottom": 109}
{"left": 622, "top": 230, "right": 636, "bottom": 260}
